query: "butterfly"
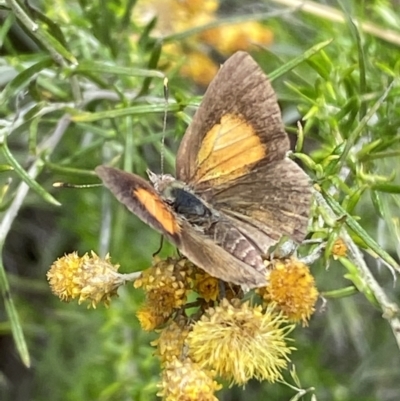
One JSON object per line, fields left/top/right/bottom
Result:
{"left": 96, "top": 51, "right": 312, "bottom": 289}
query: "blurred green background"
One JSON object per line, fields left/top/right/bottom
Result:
{"left": 1, "top": 0, "right": 400, "bottom": 400}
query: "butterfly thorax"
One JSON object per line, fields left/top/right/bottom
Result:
{"left": 148, "top": 170, "right": 217, "bottom": 225}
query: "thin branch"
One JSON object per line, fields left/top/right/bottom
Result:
{"left": 314, "top": 189, "right": 400, "bottom": 350}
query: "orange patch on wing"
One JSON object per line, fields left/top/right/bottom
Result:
{"left": 134, "top": 188, "right": 180, "bottom": 236}
{"left": 194, "top": 113, "right": 266, "bottom": 185}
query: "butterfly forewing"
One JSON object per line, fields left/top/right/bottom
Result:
{"left": 175, "top": 51, "right": 312, "bottom": 252}
{"left": 176, "top": 51, "right": 289, "bottom": 187}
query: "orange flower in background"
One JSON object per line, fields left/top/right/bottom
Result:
{"left": 201, "top": 21, "right": 274, "bottom": 56}
{"left": 133, "top": 0, "right": 273, "bottom": 85}
{"left": 134, "top": 0, "right": 218, "bottom": 35}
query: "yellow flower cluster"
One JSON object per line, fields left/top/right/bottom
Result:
{"left": 257, "top": 258, "right": 319, "bottom": 326}
{"left": 47, "top": 250, "right": 319, "bottom": 400}
{"left": 132, "top": 257, "right": 304, "bottom": 397}
{"left": 47, "top": 252, "right": 122, "bottom": 308}
{"left": 133, "top": 0, "right": 273, "bottom": 85}
{"left": 134, "top": 257, "right": 194, "bottom": 330}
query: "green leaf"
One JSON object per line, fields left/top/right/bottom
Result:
{"left": 0, "top": 253, "right": 30, "bottom": 367}
{"left": 0, "top": 141, "right": 61, "bottom": 206}
{"left": 269, "top": 39, "right": 333, "bottom": 81}
{"left": 336, "top": 81, "right": 394, "bottom": 170}
{"left": 370, "top": 183, "right": 400, "bottom": 194}
{"left": 69, "top": 102, "right": 183, "bottom": 122}
{"left": 0, "top": 57, "right": 53, "bottom": 107}
{"left": 68, "top": 62, "right": 165, "bottom": 79}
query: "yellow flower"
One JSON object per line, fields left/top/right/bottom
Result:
{"left": 258, "top": 258, "right": 319, "bottom": 326}
{"left": 47, "top": 252, "right": 122, "bottom": 308}
{"left": 201, "top": 21, "right": 274, "bottom": 55}
{"left": 152, "top": 317, "right": 191, "bottom": 364}
{"left": 187, "top": 299, "right": 294, "bottom": 386}
{"left": 158, "top": 357, "right": 221, "bottom": 401}
{"left": 193, "top": 270, "right": 219, "bottom": 302}
{"left": 332, "top": 238, "right": 347, "bottom": 259}
{"left": 137, "top": 304, "right": 169, "bottom": 331}
{"left": 135, "top": 257, "right": 194, "bottom": 326}
{"left": 135, "top": 257, "right": 193, "bottom": 292}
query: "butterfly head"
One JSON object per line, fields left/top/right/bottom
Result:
{"left": 146, "top": 169, "right": 183, "bottom": 201}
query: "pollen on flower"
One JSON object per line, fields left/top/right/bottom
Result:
{"left": 332, "top": 238, "right": 347, "bottom": 259}
{"left": 47, "top": 252, "right": 122, "bottom": 308}
{"left": 257, "top": 258, "right": 319, "bottom": 326}
{"left": 157, "top": 357, "right": 221, "bottom": 401}
{"left": 152, "top": 317, "right": 191, "bottom": 365}
{"left": 186, "top": 298, "right": 294, "bottom": 386}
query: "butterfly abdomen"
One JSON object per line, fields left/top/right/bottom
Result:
{"left": 208, "top": 220, "right": 265, "bottom": 273}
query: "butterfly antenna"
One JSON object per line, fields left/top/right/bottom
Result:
{"left": 161, "top": 77, "right": 169, "bottom": 175}
{"left": 53, "top": 182, "right": 102, "bottom": 189}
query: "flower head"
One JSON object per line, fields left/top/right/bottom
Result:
{"left": 193, "top": 270, "right": 220, "bottom": 302}
{"left": 137, "top": 304, "right": 169, "bottom": 332}
{"left": 186, "top": 299, "right": 294, "bottom": 386}
{"left": 258, "top": 258, "right": 319, "bottom": 326}
{"left": 332, "top": 238, "right": 347, "bottom": 259}
{"left": 152, "top": 316, "right": 191, "bottom": 365}
{"left": 47, "top": 252, "right": 122, "bottom": 308}
{"left": 134, "top": 258, "right": 194, "bottom": 328}
{"left": 158, "top": 357, "right": 221, "bottom": 401}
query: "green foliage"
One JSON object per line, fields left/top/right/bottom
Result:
{"left": 0, "top": 0, "right": 400, "bottom": 400}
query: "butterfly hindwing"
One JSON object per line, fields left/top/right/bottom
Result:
{"left": 179, "top": 220, "right": 267, "bottom": 288}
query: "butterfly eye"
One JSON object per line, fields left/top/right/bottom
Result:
{"left": 161, "top": 185, "right": 176, "bottom": 202}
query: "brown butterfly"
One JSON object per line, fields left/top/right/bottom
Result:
{"left": 96, "top": 51, "right": 312, "bottom": 289}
